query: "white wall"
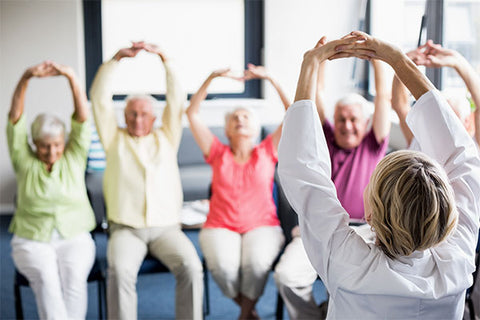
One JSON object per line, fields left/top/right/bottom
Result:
{"left": 0, "top": 0, "right": 406, "bottom": 212}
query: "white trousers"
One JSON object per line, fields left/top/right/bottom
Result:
{"left": 200, "top": 226, "right": 285, "bottom": 300}
{"left": 107, "top": 223, "right": 204, "bottom": 320}
{"left": 274, "top": 224, "right": 375, "bottom": 320}
{"left": 11, "top": 231, "right": 96, "bottom": 320}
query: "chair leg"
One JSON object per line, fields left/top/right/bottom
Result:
{"left": 97, "top": 279, "right": 104, "bottom": 320}
{"left": 14, "top": 282, "right": 24, "bottom": 320}
{"left": 203, "top": 259, "right": 210, "bottom": 316}
{"left": 276, "top": 292, "right": 284, "bottom": 320}
{"left": 467, "top": 297, "right": 475, "bottom": 320}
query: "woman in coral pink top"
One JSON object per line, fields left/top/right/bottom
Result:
{"left": 186, "top": 64, "right": 289, "bottom": 319}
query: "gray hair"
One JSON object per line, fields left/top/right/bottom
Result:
{"left": 31, "top": 113, "right": 66, "bottom": 141}
{"left": 335, "top": 93, "right": 370, "bottom": 119}
{"left": 224, "top": 106, "right": 261, "bottom": 139}
{"left": 442, "top": 89, "right": 471, "bottom": 121}
{"left": 125, "top": 94, "right": 157, "bottom": 109}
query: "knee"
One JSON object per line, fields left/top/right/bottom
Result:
{"left": 273, "top": 260, "right": 292, "bottom": 285}
{"left": 173, "top": 255, "right": 203, "bottom": 280}
{"left": 28, "top": 267, "right": 59, "bottom": 286}
{"left": 206, "top": 258, "right": 238, "bottom": 282}
{"left": 107, "top": 264, "right": 138, "bottom": 285}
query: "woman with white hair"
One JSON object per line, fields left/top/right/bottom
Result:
{"left": 186, "top": 64, "right": 289, "bottom": 319}
{"left": 7, "top": 61, "right": 96, "bottom": 320}
{"left": 392, "top": 40, "right": 480, "bottom": 151}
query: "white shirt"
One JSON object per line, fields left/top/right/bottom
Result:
{"left": 278, "top": 90, "right": 480, "bottom": 319}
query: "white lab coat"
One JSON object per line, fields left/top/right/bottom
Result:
{"left": 278, "top": 90, "right": 480, "bottom": 319}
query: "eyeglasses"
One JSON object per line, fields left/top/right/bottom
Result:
{"left": 126, "top": 111, "right": 154, "bottom": 120}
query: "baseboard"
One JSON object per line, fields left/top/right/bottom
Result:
{"left": 0, "top": 204, "right": 14, "bottom": 215}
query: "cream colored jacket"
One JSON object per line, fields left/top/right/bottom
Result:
{"left": 90, "top": 59, "right": 185, "bottom": 228}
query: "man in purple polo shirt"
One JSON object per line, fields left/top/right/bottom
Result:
{"left": 274, "top": 37, "right": 390, "bottom": 320}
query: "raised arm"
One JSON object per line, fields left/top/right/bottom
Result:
{"left": 313, "top": 37, "right": 328, "bottom": 124}
{"left": 334, "top": 31, "right": 434, "bottom": 100}
{"left": 390, "top": 45, "right": 431, "bottom": 147}
{"left": 391, "top": 75, "right": 413, "bottom": 145}
{"left": 370, "top": 59, "right": 391, "bottom": 143}
{"left": 341, "top": 32, "right": 479, "bottom": 256}
{"left": 144, "top": 43, "right": 186, "bottom": 148}
{"left": 244, "top": 63, "right": 291, "bottom": 149}
{"left": 424, "top": 40, "right": 480, "bottom": 146}
{"left": 278, "top": 34, "right": 369, "bottom": 281}
{"left": 186, "top": 69, "right": 240, "bottom": 156}
{"left": 9, "top": 62, "right": 54, "bottom": 124}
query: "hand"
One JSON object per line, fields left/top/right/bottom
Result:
{"left": 113, "top": 42, "right": 144, "bottom": 61}
{"left": 142, "top": 42, "right": 168, "bottom": 62}
{"left": 24, "top": 61, "right": 57, "bottom": 78}
{"left": 423, "top": 40, "right": 460, "bottom": 68}
{"left": 209, "top": 68, "right": 243, "bottom": 81}
{"left": 406, "top": 43, "right": 429, "bottom": 66}
{"left": 243, "top": 63, "right": 269, "bottom": 80}
{"left": 302, "top": 33, "right": 365, "bottom": 64}
{"left": 49, "top": 62, "right": 75, "bottom": 78}
{"left": 331, "top": 31, "right": 400, "bottom": 63}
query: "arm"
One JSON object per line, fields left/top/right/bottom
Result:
{"left": 389, "top": 46, "right": 428, "bottom": 147}
{"left": 391, "top": 75, "right": 414, "bottom": 145}
{"left": 244, "top": 63, "right": 291, "bottom": 149}
{"left": 370, "top": 59, "right": 391, "bottom": 144}
{"left": 278, "top": 33, "right": 369, "bottom": 281}
{"left": 342, "top": 33, "right": 478, "bottom": 261}
{"left": 89, "top": 44, "right": 143, "bottom": 151}
{"left": 186, "top": 69, "right": 237, "bottom": 156}
{"left": 424, "top": 41, "right": 480, "bottom": 145}
{"left": 144, "top": 43, "right": 186, "bottom": 149}
{"left": 314, "top": 36, "right": 328, "bottom": 124}
{"left": 333, "top": 31, "right": 434, "bottom": 100}
{"left": 9, "top": 62, "right": 54, "bottom": 124}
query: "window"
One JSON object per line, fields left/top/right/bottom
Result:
{"left": 83, "top": 0, "right": 263, "bottom": 100}
{"left": 443, "top": 0, "right": 480, "bottom": 90}
{"left": 368, "top": 0, "right": 427, "bottom": 96}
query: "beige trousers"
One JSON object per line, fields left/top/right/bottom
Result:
{"left": 200, "top": 226, "right": 285, "bottom": 300}
{"left": 107, "top": 223, "right": 203, "bottom": 320}
{"left": 274, "top": 224, "right": 375, "bottom": 320}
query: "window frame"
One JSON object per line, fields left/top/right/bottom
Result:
{"left": 82, "top": 0, "right": 264, "bottom": 100}
{"left": 364, "top": 0, "right": 448, "bottom": 98}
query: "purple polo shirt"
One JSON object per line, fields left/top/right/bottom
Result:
{"left": 323, "top": 120, "right": 389, "bottom": 220}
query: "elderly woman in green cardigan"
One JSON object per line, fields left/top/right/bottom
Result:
{"left": 7, "top": 61, "right": 96, "bottom": 320}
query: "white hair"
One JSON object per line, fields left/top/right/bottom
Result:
{"left": 125, "top": 94, "right": 157, "bottom": 109}
{"left": 335, "top": 92, "right": 370, "bottom": 119}
{"left": 31, "top": 113, "right": 65, "bottom": 141}
{"left": 224, "top": 106, "right": 261, "bottom": 140}
{"left": 442, "top": 89, "right": 471, "bottom": 121}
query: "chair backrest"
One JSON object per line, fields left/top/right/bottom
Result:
{"left": 178, "top": 127, "right": 229, "bottom": 166}
{"left": 274, "top": 170, "right": 298, "bottom": 244}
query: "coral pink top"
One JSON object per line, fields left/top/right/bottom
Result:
{"left": 203, "top": 135, "right": 280, "bottom": 233}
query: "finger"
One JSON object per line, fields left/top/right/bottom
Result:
{"left": 314, "top": 36, "right": 327, "bottom": 49}
{"left": 349, "top": 30, "right": 369, "bottom": 41}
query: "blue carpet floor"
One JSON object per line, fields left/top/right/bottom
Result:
{"left": 0, "top": 214, "right": 327, "bottom": 319}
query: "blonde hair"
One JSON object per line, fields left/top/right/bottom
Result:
{"left": 31, "top": 113, "right": 65, "bottom": 141}
{"left": 367, "top": 150, "right": 457, "bottom": 259}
